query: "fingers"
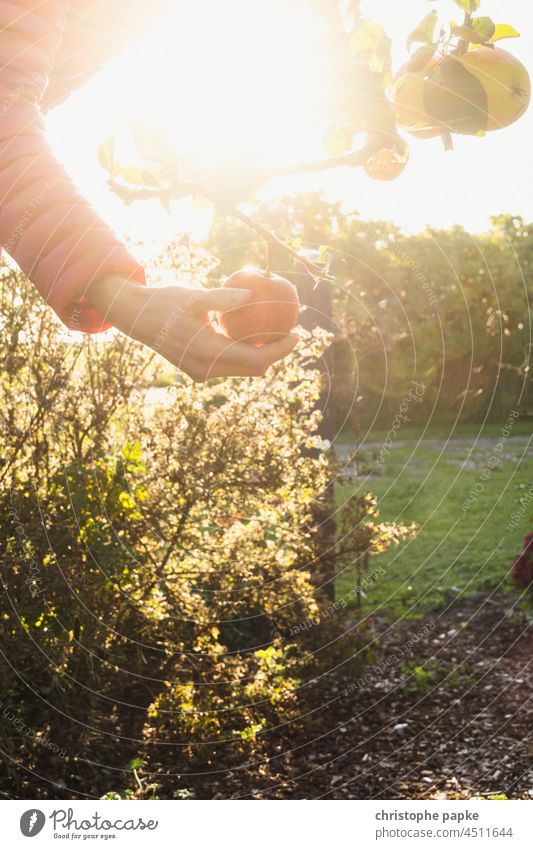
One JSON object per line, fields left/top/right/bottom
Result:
{"left": 196, "top": 327, "right": 298, "bottom": 370}
{"left": 257, "top": 333, "right": 300, "bottom": 366}
{"left": 183, "top": 332, "right": 299, "bottom": 381}
{"left": 188, "top": 286, "right": 252, "bottom": 316}
{"left": 135, "top": 284, "right": 299, "bottom": 381}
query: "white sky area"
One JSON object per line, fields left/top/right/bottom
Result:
{"left": 45, "top": 0, "right": 533, "bottom": 254}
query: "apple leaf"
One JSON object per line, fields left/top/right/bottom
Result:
{"left": 423, "top": 56, "right": 488, "bottom": 135}
{"left": 97, "top": 136, "right": 115, "bottom": 173}
{"left": 350, "top": 19, "right": 392, "bottom": 89}
{"left": 407, "top": 10, "right": 438, "bottom": 51}
{"left": 440, "top": 129, "right": 454, "bottom": 151}
{"left": 350, "top": 21, "right": 387, "bottom": 55}
{"left": 406, "top": 43, "right": 438, "bottom": 74}
{"left": 118, "top": 164, "right": 164, "bottom": 188}
{"left": 452, "top": 25, "right": 481, "bottom": 44}
{"left": 471, "top": 16, "right": 496, "bottom": 40}
{"left": 344, "top": 0, "right": 361, "bottom": 30}
{"left": 453, "top": 16, "right": 495, "bottom": 44}
{"left": 316, "top": 245, "right": 330, "bottom": 266}
{"left": 192, "top": 195, "right": 214, "bottom": 212}
{"left": 452, "top": 0, "right": 480, "bottom": 12}
{"left": 374, "top": 31, "right": 393, "bottom": 78}
{"left": 491, "top": 23, "right": 520, "bottom": 42}
{"left": 323, "top": 125, "right": 354, "bottom": 157}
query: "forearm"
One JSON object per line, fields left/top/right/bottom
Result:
{"left": 0, "top": 1, "right": 145, "bottom": 333}
{"left": 88, "top": 275, "right": 149, "bottom": 335}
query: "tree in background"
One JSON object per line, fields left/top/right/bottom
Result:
{"left": 206, "top": 198, "right": 532, "bottom": 432}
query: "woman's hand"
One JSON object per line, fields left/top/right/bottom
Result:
{"left": 89, "top": 275, "right": 299, "bottom": 382}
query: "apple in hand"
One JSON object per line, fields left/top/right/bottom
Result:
{"left": 217, "top": 268, "right": 300, "bottom": 346}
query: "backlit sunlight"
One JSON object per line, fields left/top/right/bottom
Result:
{"left": 45, "top": 0, "right": 533, "bottom": 244}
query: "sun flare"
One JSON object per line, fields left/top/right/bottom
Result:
{"left": 45, "top": 0, "right": 533, "bottom": 240}
{"left": 107, "top": 0, "right": 327, "bottom": 170}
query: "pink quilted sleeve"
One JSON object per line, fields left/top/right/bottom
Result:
{"left": 0, "top": 0, "right": 145, "bottom": 333}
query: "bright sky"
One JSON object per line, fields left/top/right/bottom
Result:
{"left": 45, "top": 0, "right": 533, "bottom": 250}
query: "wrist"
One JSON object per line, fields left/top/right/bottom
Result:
{"left": 88, "top": 274, "right": 147, "bottom": 330}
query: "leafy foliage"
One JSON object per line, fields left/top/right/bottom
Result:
{"left": 0, "top": 242, "right": 406, "bottom": 797}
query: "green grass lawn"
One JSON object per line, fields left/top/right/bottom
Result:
{"left": 337, "top": 419, "right": 533, "bottom": 446}
{"left": 335, "top": 430, "right": 532, "bottom": 620}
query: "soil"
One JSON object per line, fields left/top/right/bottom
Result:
{"left": 4, "top": 593, "right": 531, "bottom": 800}
{"left": 198, "top": 592, "right": 533, "bottom": 799}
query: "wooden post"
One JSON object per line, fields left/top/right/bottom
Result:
{"left": 293, "top": 267, "right": 336, "bottom": 601}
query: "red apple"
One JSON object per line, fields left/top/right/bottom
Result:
{"left": 217, "top": 268, "right": 300, "bottom": 346}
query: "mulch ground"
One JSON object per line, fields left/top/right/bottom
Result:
{"left": 4, "top": 592, "right": 531, "bottom": 800}
{"left": 200, "top": 592, "right": 533, "bottom": 799}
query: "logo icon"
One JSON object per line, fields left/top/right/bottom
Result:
{"left": 20, "top": 810, "right": 46, "bottom": 837}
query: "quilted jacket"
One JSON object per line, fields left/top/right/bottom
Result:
{"left": 0, "top": 0, "right": 168, "bottom": 331}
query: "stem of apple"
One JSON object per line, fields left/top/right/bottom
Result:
{"left": 107, "top": 178, "right": 330, "bottom": 282}
{"left": 232, "top": 209, "right": 327, "bottom": 283}
{"left": 454, "top": 11, "right": 472, "bottom": 56}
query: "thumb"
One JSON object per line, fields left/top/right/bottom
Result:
{"left": 189, "top": 287, "right": 252, "bottom": 315}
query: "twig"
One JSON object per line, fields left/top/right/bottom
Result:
{"left": 106, "top": 133, "right": 397, "bottom": 284}
{"left": 454, "top": 11, "right": 473, "bottom": 56}
{"left": 252, "top": 133, "right": 394, "bottom": 181}
{"left": 107, "top": 179, "right": 175, "bottom": 206}
{"left": 232, "top": 209, "right": 328, "bottom": 282}
{"left": 255, "top": 150, "right": 367, "bottom": 180}
{"left": 133, "top": 768, "right": 144, "bottom": 797}
{"left": 107, "top": 133, "right": 389, "bottom": 208}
